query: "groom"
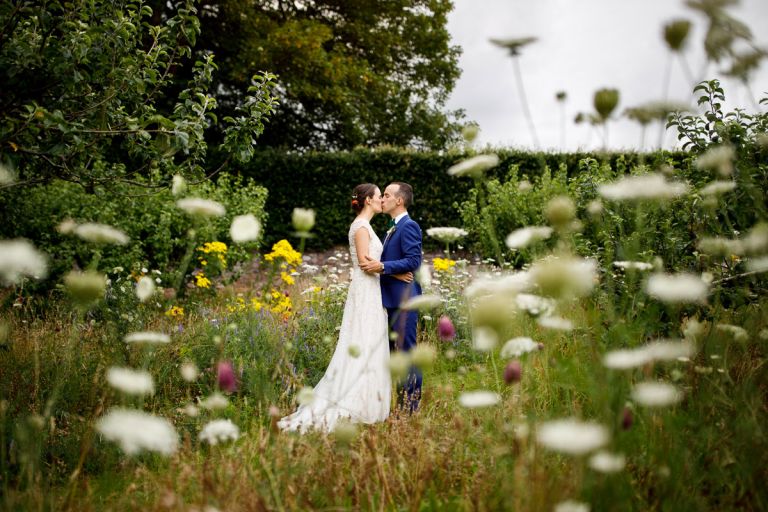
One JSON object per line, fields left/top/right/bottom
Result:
{"left": 360, "top": 182, "right": 423, "bottom": 413}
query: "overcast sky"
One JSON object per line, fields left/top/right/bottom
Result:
{"left": 445, "top": 0, "right": 768, "bottom": 151}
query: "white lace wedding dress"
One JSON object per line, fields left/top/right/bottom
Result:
{"left": 278, "top": 218, "right": 391, "bottom": 433}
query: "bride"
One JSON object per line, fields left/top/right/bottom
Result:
{"left": 278, "top": 183, "right": 412, "bottom": 433}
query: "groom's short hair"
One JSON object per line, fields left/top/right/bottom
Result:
{"left": 392, "top": 182, "right": 413, "bottom": 208}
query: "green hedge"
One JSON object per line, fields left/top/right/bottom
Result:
{"left": 238, "top": 147, "right": 690, "bottom": 250}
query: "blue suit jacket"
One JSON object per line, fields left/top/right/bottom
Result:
{"left": 380, "top": 214, "right": 422, "bottom": 309}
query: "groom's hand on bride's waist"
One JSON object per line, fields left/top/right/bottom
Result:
{"left": 360, "top": 255, "right": 384, "bottom": 274}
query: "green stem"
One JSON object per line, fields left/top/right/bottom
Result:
{"left": 174, "top": 230, "right": 199, "bottom": 298}
{"left": 261, "top": 262, "right": 278, "bottom": 303}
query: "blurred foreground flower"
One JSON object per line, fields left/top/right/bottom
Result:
{"left": 695, "top": 145, "right": 735, "bottom": 176}
{"left": 613, "top": 261, "right": 654, "bottom": 271}
{"left": 217, "top": 361, "right": 238, "bottom": 392}
{"left": 536, "top": 418, "right": 609, "bottom": 456}
{"left": 0, "top": 239, "right": 48, "bottom": 285}
{"left": 199, "top": 419, "right": 240, "bottom": 446}
{"left": 554, "top": 500, "right": 590, "bottom": 512}
{"left": 199, "top": 392, "right": 229, "bottom": 411}
{"left": 426, "top": 227, "right": 468, "bottom": 243}
{"left": 437, "top": 315, "right": 455, "bottom": 341}
{"left": 458, "top": 391, "right": 501, "bottom": 408}
{"left": 503, "top": 360, "right": 522, "bottom": 384}
{"left": 180, "top": 361, "right": 199, "bottom": 382}
{"left": 387, "top": 352, "right": 411, "bottom": 380}
{"left": 64, "top": 270, "right": 106, "bottom": 305}
{"left": 124, "top": 331, "right": 171, "bottom": 344}
{"left": 296, "top": 386, "right": 315, "bottom": 406}
{"left": 411, "top": 344, "right": 436, "bottom": 369}
{"left": 489, "top": 36, "right": 537, "bottom": 56}
{"left": 664, "top": 19, "right": 692, "bottom": 51}
{"left": 136, "top": 276, "right": 155, "bottom": 302}
{"left": 292, "top": 208, "right": 316, "bottom": 233}
{"left": 401, "top": 294, "right": 442, "bottom": 311}
{"left": 106, "top": 367, "right": 154, "bottom": 396}
{"left": 230, "top": 214, "right": 261, "bottom": 243}
{"left": 472, "top": 326, "right": 499, "bottom": 352}
{"left": 505, "top": 226, "right": 553, "bottom": 250}
{"left": 176, "top": 197, "right": 226, "bottom": 217}
{"left": 96, "top": 408, "right": 178, "bottom": 456}
{"left": 700, "top": 180, "right": 736, "bottom": 196}
{"left": 529, "top": 256, "right": 597, "bottom": 300}
{"left": 603, "top": 339, "right": 696, "bottom": 370}
{"left": 631, "top": 382, "right": 682, "bottom": 407}
{"left": 447, "top": 154, "right": 499, "bottom": 178}
{"left": 332, "top": 419, "right": 359, "bottom": 445}
{"left": 599, "top": 173, "right": 688, "bottom": 201}
{"left": 537, "top": 315, "right": 574, "bottom": 331}
{"left": 645, "top": 273, "right": 709, "bottom": 304}
{"left": 594, "top": 88, "right": 620, "bottom": 120}
{"left": 500, "top": 337, "right": 542, "bottom": 358}
{"left": 73, "top": 223, "right": 129, "bottom": 245}
{"left": 589, "top": 450, "right": 626, "bottom": 473}
{"left": 171, "top": 174, "right": 186, "bottom": 196}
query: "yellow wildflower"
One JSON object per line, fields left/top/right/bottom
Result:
{"left": 195, "top": 274, "right": 212, "bottom": 288}
{"left": 433, "top": 257, "right": 457, "bottom": 273}
{"left": 251, "top": 298, "right": 264, "bottom": 312}
{"left": 264, "top": 239, "right": 302, "bottom": 267}
{"left": 281, "top": 271, "right": 295, "bottom": 285}
{"left": 165, "top": 306, "right": 184, "bottom": 317}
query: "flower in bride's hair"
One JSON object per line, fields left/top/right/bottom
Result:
{"left": 447, "top": 154, "right": 499, "bottom": 178}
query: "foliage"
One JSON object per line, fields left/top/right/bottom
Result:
{"left": 0, "top": 173, "right": 268, "bottom": 293}
{"left": 0, "top": 0, "right": 278, "bottom": 188}
{"left": 147, "top": 0, "right": 463, "bottom": 150}
{"left": 239, "top": 147, "right": 688, "bottom": 250}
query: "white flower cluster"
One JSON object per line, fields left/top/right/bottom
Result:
{"left": 505, "top": 226, "right": 553, "bottom": 250}
{"left": 106, "top": 367, "right": 155, "bottom": 396}
{"left": 631, "top": 381, "right": 683, "bottom": 407}
{"left": 199, "top": 419, "right": 240, "bottom": 445}
{"left": 176, "top": 197, "right": 226, "bottom": 217}
{"left": 645, "top": 273, "right": 709, "bottom": 304}
{"left": 96, "top": 408, "right": 178, "bottom": 455}
{"left": 599, "top": 173, "right": 688, "bottom": 201}
{"left": 535, "top": 418, "right": 609, "bottom": 456}
{"left": 124, "top": 331, "right": 171, "bottom": 344}
{"left": 0, "top": 239, "right": 48, "bottom": 285}
{"left": 458, "top": 391, "right": 501, "bottom": 408}
{"left": 74, "top": 223, "right": 129, "bottom": 245}
{"left": 426, "top": 227, "right": 469, "bottom": 243}
{"left": 603, "top": 339, "right": 696, "bottom": 370}
{"left": 447, "top": 154, "right": 499, "bottom": 178}
{"left": 500, "top": 337, "right": 542, "bottom": 358}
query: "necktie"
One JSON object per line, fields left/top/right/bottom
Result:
{"left": 387, "top": 218, "right": 396, "bottom": 228}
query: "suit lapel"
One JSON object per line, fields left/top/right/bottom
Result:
{"left": 383, "top": 214, "right": 408, "bottom": 251}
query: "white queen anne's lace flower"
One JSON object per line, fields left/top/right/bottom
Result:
{"left": 176, "top": 197, "right": 226, "bottom": 217}
{"left": 505, "top": 226, "right": 553, "bottom": 250}
{"left": 230, "top": 214, "right": 261, "bottom": 243}
{"left": 0, "top": 239, "right": 48, "bottom": 285}
{"left": 613, "top": 261, "right": 654, "bottom": 271}
{"left": 106, "top": 367, "right": 154, "bottom": 396}
{"left": 426, "top": 227, "right": 469, "bottom": 243}
{"left": 529, "top": 256, "right": 597, "bottom": 300}
{"left": 458, "top": 391, "right": 501, "bottom": 408}
{"left": 589, "top": 451, "right": 626, "bottom": 473}
{"left": 124, "top": 331, "right": 171, "bottom": 344}
{"left": 199, "top": 419, "right": 240, "bottom": 445}
{"left": 554, "top": 500, "right": 590, "bottom": 512}
{"left": 535, "top": 418, "right": 609, "bottom": 455}
{"left": 447, "top": 154, "right": 500, "bottom": 177}
{"left": 599, "top": 173, "right": 688, "bottom": 201}
{"left": 74, "top": 223, "right": 129, "bottom": 245}
{"left": 96, "top": 408, "right": 178, "bottom": 455}
{"left": 500, "top": 337, "right": 542, "bottom": 358}
{"left": 401, "top": 294, "right": 442, "bottom": 311}
{"left": 631, "top": 382, "right": 683, "bottom": 407}
{"left": 700, "top": 180, "right": 736, "bottom": 196}
{"left": 645, "top": 273, "right": 709, "bottom": 304}
{"left": 135, "top": 276, "right": 155, "bottom": 302}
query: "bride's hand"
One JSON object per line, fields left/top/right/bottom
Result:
{"left": 392, "top": 272, "right": 414, "bottom": 283}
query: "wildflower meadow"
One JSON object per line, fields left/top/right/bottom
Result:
{"left": 1, "top": 1, "right": 767, "bottom": 511}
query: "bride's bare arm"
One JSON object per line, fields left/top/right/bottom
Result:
{"left": 354, "top": 226, "right": 371, "bottom": 267}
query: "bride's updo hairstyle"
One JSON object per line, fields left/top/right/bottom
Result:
{"left": 351, "top": 183, "right": 377, "bottom": 213}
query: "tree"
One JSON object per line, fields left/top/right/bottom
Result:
{"left": 0, "top": 0, "right": 278, "bottom": 189}
{"left": 161, "top": 0, "right": 463, "bottom": 150}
